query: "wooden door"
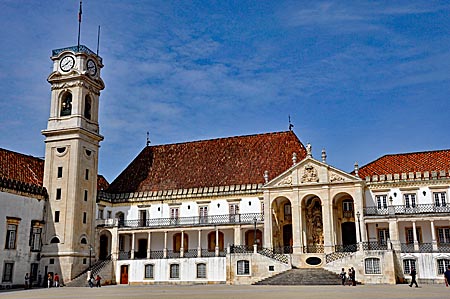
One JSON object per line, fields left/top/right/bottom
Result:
{"left": 120, "top": 265, "right": 129, "bottom": 284}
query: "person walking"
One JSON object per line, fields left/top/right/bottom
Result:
{"left": 409, "top": 268, "right": 418, "bottom": 287}
{"left": 339, "top": 268, "right": 346, "bottom": 286}
{"left": 24, "top": 273, "right": 30, "bottom": 289}
{"left": 351, "top": 267, "right": 356, "bottom": 286}
{"left": 444, "top": 265, "right": 450, "bottom": 287}
{"left": 347, "top": 268, "right": 353, "bottom": 286}
{"left": 54, "top": 273, "right": 60, "bottom": 287}
{"left": 95, "top": 274, "right": 102, "bottom": 287}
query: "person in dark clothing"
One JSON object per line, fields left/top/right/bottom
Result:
{"left": 409, "top": 268, "right": 418, "bottom": 287}
{"left": 351, "top": 267, "right": 356, "bottom": 286}
{"left": 339, "top": 268, "right": 346, "bottom": 286}
{"left": 444, "top": 266, "right": 450, "bottom": 287}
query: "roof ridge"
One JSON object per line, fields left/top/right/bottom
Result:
{"left": 147, "top": 130, "right": 295, "bottom": 148}
{"left": 0, "top": 147, "right": 44, "bottom": 162}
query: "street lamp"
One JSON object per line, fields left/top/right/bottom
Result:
{"left": 356, "top": 211, "right": 362, "bottom": 243}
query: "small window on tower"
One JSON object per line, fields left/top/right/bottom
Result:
{"left": 84, "top": 95, "right": 92, "bottom": 120}
{"left": 56, "top": 188, "right": 62, "bottom": 200}
{"left": 85, "top": 169, "right": 89, "bottom": 180}
{"left": 83, "top": 212, "right": 87, "bottom": 224}
{"left": 60, "top": 92, "right": 72, "bottom": 116}
{"left": 54, "top": 211, "right": 60, "bottom": 223}
{"left": 57, "top": 167, "right": 63, "bottom": 178}
{"left": 84, "top": 190, "right": 88, "bottom": 201}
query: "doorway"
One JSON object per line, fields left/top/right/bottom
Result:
{"left": 341, "top": 222, "right": 357, "bottom": 249}
{"left": 120, "top": 265, "right": 129, "bottom": 284}
{"left": 99, "top": 235, "right": 108, "bottom": 260}
{"left": 283, "top": 224, "right": 293, "bottom": 253}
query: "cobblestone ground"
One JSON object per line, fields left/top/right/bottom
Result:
{"left": 1, "top": 284, "right": 450, "bottom": 299}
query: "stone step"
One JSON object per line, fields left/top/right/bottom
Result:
{"left": 254, "top": 268, "right": 342, "bottom": 285}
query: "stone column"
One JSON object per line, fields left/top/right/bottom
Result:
{"left": 215, "top": 227, "right": 219, "bottom": 257}
{"left": 180, "top": 230, "right": 185, "bottom": 258}
{"left": 322, "top": 190, "right": 334, "bottom": 254}
{"left": 263, "top": 192, "right": 272, "bottom": 248}
{"left": 198, "top": 230, "right": 202, "bottom": 257}
{"left": 111, "top": 228, "right": 119, "bottom": 261}
{"left": 163, "top": 231, "right": 168, "bottom": 258}
{"left": 431, "top": 220, "right": 438, "bottom": 251}
{"left": 147, "top": 231, "right": 151, "bottom": 259}
{"left": 291, "top": 199, "right": 302, "bottom": 254}
{"left": 130, "top": 233, "right": 135, "bottom": 259}
{"left": 412, "top": 221, "right": 419, "bottom": 251}
{"left": 234, "top": 226, "right": 241, "bottom": 246}
{"left": 388, "top": 219, "right": 400, "bottom": 251}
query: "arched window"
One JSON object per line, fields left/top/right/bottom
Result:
{"left": 365, "top": 258, "right": 381, "bottom": 274}
{"left": 50, "top": 237, "right": 60, "bottom": 244}
{"left": 207, "top": 231, "right": 224, "bottom": 252}
{"left": 84, "top": 95, "right": 92, "bottom": 120}
{"left": 80, "top": 237, "right": 88, "bottom": 244}
{"left": 60, "top": 92, "right": 72, "bottom": 116}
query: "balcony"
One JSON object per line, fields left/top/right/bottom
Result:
{"left": 364, "top": 204, "right": 450, "bottom": 216}
{"left": 107, "top": 213, "right": 264, "bottom": 229}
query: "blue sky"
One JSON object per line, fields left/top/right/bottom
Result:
{"left": 0, "top": 1, "right": 449, "bottom": 182}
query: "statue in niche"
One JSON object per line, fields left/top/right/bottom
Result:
{"left": 306, "top": 199, "right": 323, "bottom": 245}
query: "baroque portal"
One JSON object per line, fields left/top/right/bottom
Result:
{"left": 305, "top": 197, "right": 323, "bottom": 247}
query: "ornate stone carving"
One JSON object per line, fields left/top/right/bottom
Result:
{"left": 330, "top": 173, "right": 345, "bottom": 182}
{"left": 301, "top": 164, "right": 319, "bottom": 183}
{"left": 306, "top": 199, "right": 323, "bottom": 245}
{"left": 277, "top": 175, "right": 292, "bottom": 186}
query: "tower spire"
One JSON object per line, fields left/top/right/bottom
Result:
{"left": 77, "top": 1, "right": 82, "bottom": 51}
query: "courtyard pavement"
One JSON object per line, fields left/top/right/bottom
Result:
{"left": 1, "top": 284, "right": 449, "bottom": 299}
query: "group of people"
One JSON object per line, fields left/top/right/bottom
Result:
{"left": 87, "top": 271, "right": 102, "bottom": 288}
{"left": 339, "top": 267, "right": 357, "bottom": 286}
{"left": 46, "top": 272, "right": 60, "bottom": 288}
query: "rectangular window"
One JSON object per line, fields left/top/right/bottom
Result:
{"left": 107, "top": 211, "right": 112, "bottom": 219}
{"left": 170, "top": 264, "right": 180, "bottom": 279}
{"left": 375, "top": 195, "right": 387, "bottom": 209}
{"left": 139, "top": 210, "right": 147, "bottom": 226}
{"left": 5, "top": 224, "right": 17, "bottom": 249}
{"left": 30, "top": 227, "right": 42, "bottom": 251}
{"left": 378, "top": 229, "right": 390, "bottom": 245}
{"left": 229, "top": 203, "right": 239, "bottom": 222}
{"left": 434, "top": 192, "right": 447, "bottom": 207}
{"left": 438, "top": 259, "right": 450, "bottom": 275}
{"left": 237, "top": 260, "right": 250, "bottom": 275}
{"left": 170, "top": 208, "right": 179, "bottom": 224}
{"left": 84, "top": 190, "right": 88, "bottom": 201}
{"left": 284, "top": 203, "right": 292, "bottom": 220}
{"left": 199, "top": 206, "right": 208, "bottom": 223}
{"left": 57, "top": 167, "right": 63, "bottom": 178}
{"left": 403, "top": 259, "right": 416, "bottom": 274}
{"left": 2, "top": 262, "right": 14, "bottom": 282}
{"left": 56, "top": 188, "right": 62, "bottom": 200}
{"left": 85, "top": 169, "right": 89, "bottom": 180}
{"left": 406, "top": 227, "right": 422, "bottom": 244}
{"left": 83, "top": 212, "right": 87, "bottom": 224}
{"left": 55, "top": 211, "right": 60, "bottom": 223}
{"left": 145, "top": 264, "right": 154, "bottom": 279}
{"left": 197, "top": 263, "right": 207, "bottom": 278}
{"left": 404, "top": 194, "right": 416, "bottom": 208}
{"left": 98, "top": 209, "right": 104, "bottom": 220}
{"left": 438, "top": 228, "right": 450, "bottom": 244}
{"left": 260, "top": 201, "right": 264, "bottom": 215}
{"left": 365, "top": 258, "right": 381, "bottom": 274}
{"left": 30, "top": 263, "right": 39, "bottom": 283}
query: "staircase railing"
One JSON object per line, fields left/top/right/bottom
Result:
{"left": 257, "top": 247, "right": 289, "bottom": 264}
{"left": 70, "top": 255, "right": 112, "bottom": 281}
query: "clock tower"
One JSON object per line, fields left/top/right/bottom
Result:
{"left": 41, "top": 45, "right": 104, "bottom": 282}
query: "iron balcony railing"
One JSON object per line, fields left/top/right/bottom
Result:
{"left": 118, "top": 249, "right": 224, "bottom": 260}
{"left": 400, "top": 242, "right": 449, "bottom": 253}
{"left": 362, "top": 241, "right": 388, "bottom": 251}
{"left": 116, "top": 213, "right": 264, "bottom": 229}
{"left": 303, "top": 245, "right": 324, "bottom": 253}
{"left": 364, "top": 204, "right": 450, "bottom": 216}
{"left": 335, "top": 244, "right": 358, "bottom": 252}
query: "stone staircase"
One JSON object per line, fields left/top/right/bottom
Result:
{"left": 254, "top": 268, "right": 341, "bottom": 285}
{"left": 65, "top": 256, "right": 114, "bottom": 287}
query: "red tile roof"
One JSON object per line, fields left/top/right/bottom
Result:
{"left": 357, "top": 149, "right": 450, "bottom": 178}
{"left": 106, "top": 131, "right": 306, "bottom": 193}
{"left": 0, "top": 148, "right": 108, "bottom": 193}
{"left": 0, "top": 148, "right": 44, "bottom": 186}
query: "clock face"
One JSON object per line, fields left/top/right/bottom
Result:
{"left": 60, "top": 55, "right": 75, "bottom": 72}
{"left": 86, "top": 59, "right": 97, "bottom": 76}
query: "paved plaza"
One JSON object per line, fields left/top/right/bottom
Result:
{"left": 1, "top": 284, "right": 450, "bottom": 299}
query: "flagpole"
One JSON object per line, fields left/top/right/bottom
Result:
{"left": 77, "top": 1, "right": 82, "bottom": 51}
